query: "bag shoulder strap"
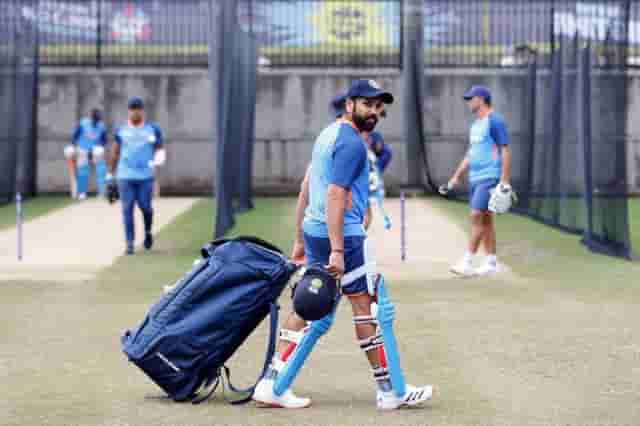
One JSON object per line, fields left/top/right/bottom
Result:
{"left": 191, "top": 302, "right": 280, "bottom": 405}
{"left": 201, "top": 236, "right": 284, "bottom": 258}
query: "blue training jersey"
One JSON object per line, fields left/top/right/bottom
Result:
{"left": 114, "top": 122, "right": 163, "bottom": 181}
{"left": 303, "top": 121, "right": 369, "bottom": 238}
{"left": 72, "top": 118, "right": 107, "bottom": 151}
{"left": 468, "top": 112, "right": 510, "bottom": 184}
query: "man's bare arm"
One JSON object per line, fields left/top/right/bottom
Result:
{"left": 290, "top": 167, "right": 310, "bottom": 263}
{"left": 451, "top": 156, "right": 470, "bottom": 183}
{"left": 326, "top": 184, "right": 346, "bottom": 253}
{"left": 363, "top": 206, "right": 372, "bottom": 231}
{"left": 500, "top": 145, "right": 511, "bottom": 183}
{"left": 108, "top": 143, "right": 120, "bottom": 174}
{"left": 326, "top": 183, "right": 346, "bottom": 277}
{"left": 294, "top": 167, "right": 311, "bottom": 244}
{"left": 326, "top": 183, "right": 347, "bottom": 278}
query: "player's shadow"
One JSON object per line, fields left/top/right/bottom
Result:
{"left": 302, "top": 391, "right": 437, "bottom": 413}
{"left": 142, "top": 391, "right": 438, "bottom": 413}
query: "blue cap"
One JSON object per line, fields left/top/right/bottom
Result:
{"left": 346, "top": 79, "right": 394, "bottom": 104}
{"left": 128, "top": 97, "right": 144, "bottom": 109}
{"left": 463, "top": 85, "right": 491, "bottom": 103}
{"left": 330, "top": 92, "right": 348, "bottom": 118}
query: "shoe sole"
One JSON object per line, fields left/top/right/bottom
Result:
{"left": 378, "top": 385, "right": 437, "bottom": 410}
{"left": 450, "top": 268, "right": 476, "bottom": 278}
{"left": 475, "top": 271, "right": 498, "bottom": 277}
{"left": 253, "top": 398, "right": 311, "bottom": 409}
{"left": 377, "top": 404, "right": 400, "bottom": 411}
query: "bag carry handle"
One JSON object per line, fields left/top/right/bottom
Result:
{"left": 192, "top": 302, "right": 280, "bottom": 405}
{"left": 190, "top": 375, "right": 220, "bottom": 404}
{"left": 201, "top": 236, "right": 284, "bottom": 259}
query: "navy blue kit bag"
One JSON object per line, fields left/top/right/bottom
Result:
{"left": 121, "top": 236, "right": 296, "bottom": 404}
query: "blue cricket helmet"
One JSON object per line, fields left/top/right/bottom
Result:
{"left": 292, "top": 265, "right": 340, "bottom": 321}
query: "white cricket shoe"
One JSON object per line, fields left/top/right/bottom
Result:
{"left": 252, "top": 377, "right": 311, "bottom": 409}
{"left": 377, "top": 384, "right": 435, "bottom": 410}
{"left": 475, "top": 262, "right": 499, "bottom": 276}
{"left": 77, "top": 192, "right": 87, "bottom": 201}
{"left": 450, "top": 259, "right": 475, "bottom": 277}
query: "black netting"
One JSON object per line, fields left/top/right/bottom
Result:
{"left": 0, "top": 0, "right": 39, "bottom": 205}
{"left": 209, "top": 0, "right": 258, "bottom": 238}
{"left": 583, "top": 1, "right": 632, "bottom": 256}
{"left": 417, "top": 0, "right": 634, "bottom": 259}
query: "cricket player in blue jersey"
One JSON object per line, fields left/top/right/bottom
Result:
{"left": 64, "top": 108, "right": 108, "bottom": 199}
{"left": 331, "top": 93, "right": 393, "bottom": 229}
{"left": 447, "top": 86, "right": 512, "bottom": 276}
{"left": 107, "top": 97, "right": 166, "bottom": 255}
{"left": 253, "top": 80, "right": 434, "bottom": 410}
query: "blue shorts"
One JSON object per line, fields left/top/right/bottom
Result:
{"left": 303, "top": 233, "right": 368, "bottom": 295}
{"left": 469, "top": 178, "right": 499, "bottom": 211}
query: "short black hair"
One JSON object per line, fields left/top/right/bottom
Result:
{"left": 90, "top": 108, "right": 102, "bottom": 121}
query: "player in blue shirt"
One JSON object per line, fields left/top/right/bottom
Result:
{"left": 107, "top": 97, "right": 166, "bottom": 255}
{"left": 68, "top": 108, "right": 108, "bottom": 199}
{"left": 253, "top": 80, "right": 433, "bottom": 410}
{"left": 331, "top": 93, "right": 393, "bottom": 229}
{"left": 447, "top": 86, "right": 512, "bottom": 276}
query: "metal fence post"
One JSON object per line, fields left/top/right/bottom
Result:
{"left": 403, "top": 0, "right": 425, "bottom": 188}
{"left": 96, "top": 0, "right": 102, "bottom": 67}
{"left": 16, "top": 192, "right": 23, "bottom": 261}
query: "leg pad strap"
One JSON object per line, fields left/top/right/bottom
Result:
{"left": 353, "top": 314, "right": 377, "bottom": 326}
{"left": 279, "top": 328, "right": 305, "bottom": 345}
{"left": 359, "top": 333, "right": 384, "bottom": 353}
{"left": 373, "top": 366, "right": 390, "bottom": 383}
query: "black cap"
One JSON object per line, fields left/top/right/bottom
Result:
{"left": 346, "top": 79, "right": 394, "bottom": 104}
{"left": 128, "top": 97, "right": 144, "bottom": 109}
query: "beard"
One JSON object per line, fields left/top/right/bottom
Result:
{"left": 352, "top": 110, "right": 378, "bottom": 132}
{"left": 129, "top": 112, "right": 143, "bottom": 124}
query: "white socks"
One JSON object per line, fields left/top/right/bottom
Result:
{"left": 463, "top": 252, "right": 497, "bottom": 266}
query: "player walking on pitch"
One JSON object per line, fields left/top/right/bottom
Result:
{"left": 252, "top": 80, "right": 434, "bottom": 410}
{"left": 63, "top": 108, "right": 108, "bottom": 200}
{"left": 447, "top": 86, "right": 512, "bottom": 276}
{"left": 107, "top": 97, "right": 166, "bottom": 255}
